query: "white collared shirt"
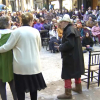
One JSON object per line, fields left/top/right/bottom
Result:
{"left": 49, "top": 30, "right": 59, "bottom": 39}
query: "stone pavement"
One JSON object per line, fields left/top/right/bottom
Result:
{"left": 1, "top": 45, "right": 100, "bottom": 100}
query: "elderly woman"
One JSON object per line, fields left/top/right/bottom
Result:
{"left": 92, "top": 21, "right": 100, "bottom": 44}
{"left": 0, "top": 13, "right": 46, "bottom": 100}
{"left": 0, "top": 16, "right": 17, "bottom": 100}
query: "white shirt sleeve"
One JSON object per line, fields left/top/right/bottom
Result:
{"left": 37, "top": 30, "right": 41, "bottom": 51}
{"left": 0, "top": 31, "right": 20, "bottom": 53}
{"left": 49, "top": 30, "right": 53, "bottom": 36}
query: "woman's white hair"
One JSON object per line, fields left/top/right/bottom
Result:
{"left": 0, "top": 16, "right": 10, "bottom": 29}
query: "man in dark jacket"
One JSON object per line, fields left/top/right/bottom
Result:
{"left": 43, "top": 19, "right": 51, "bottom": 30}
{"left": 55, "top": 14, "right": 84, "bottom": 99}
{"left": 11, "top": 12, "right": 19, "bottom": 23}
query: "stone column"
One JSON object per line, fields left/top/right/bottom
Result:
{"left": 15, "top": 0, "right": 18, "bottom": 11}
{"left": 30, "top": 0, "right": 33, "bottom": 9}
{"left": 18, "top": 0, "right": 21, "bottom": 11}
{"left": 6, "top": 0, "right": 9, "bottom": 7}
{"left": 21, "top": 0, "right": 25, "bottom": 11}
{"left": 0, "top": 0, "right": 2, "bottom": 4}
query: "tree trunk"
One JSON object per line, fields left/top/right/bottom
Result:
{"left": 59, "top": 0, "right": 62, "bottom": 13}
{"left": 46, "top": 0, "right": 49, "bottom": 10}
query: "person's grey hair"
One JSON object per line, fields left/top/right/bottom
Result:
{"left": 0, "top": 16, "right": 10, "bottom": 29}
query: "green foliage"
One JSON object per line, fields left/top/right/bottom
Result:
{"left": 43, "top": 3, "right": 47, "bottom": 8}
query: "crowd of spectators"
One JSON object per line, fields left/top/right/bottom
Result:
{"left": 0, "top": 6, "right": 100, "bottom": 53}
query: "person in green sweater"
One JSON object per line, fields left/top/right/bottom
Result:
{"left": 0, "top": 16, "right": 17, "bottom": 100}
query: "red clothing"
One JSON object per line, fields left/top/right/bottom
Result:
{"left": 41, "top": 22, "right": 44, "bottom": 24}
{"left": 32, "top": 21, "right": 37, "bottom": 27}
{"left": 65, "top": 78, "right": 81, "bottom": 88}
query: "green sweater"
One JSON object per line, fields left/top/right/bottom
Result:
{"left": 0, "top": 33, "right": 13, "bottom": 82}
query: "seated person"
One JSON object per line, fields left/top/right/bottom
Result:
{"left": 34, "top": 19, "right": 44, "bottom": 31}
{"left": 57, "top": 21, "right": 63, "bottom": 44}
{"left": 39, "top": 17, "right": 45, "bottom": 24}
{"left": 86, "top": 17, "right": 95, "bottom": 28}
{"left": 43, "top": 19, "right": 51, "bottom": 31}
{"left": 82, "top": 32, "right": 94, "bottom": 52}
{"left": 81, "top": 24, "right": 92, "bottom": 38}
{"left": 49, "top": 25, "right": 60, "bottom": 53}
{"left": 91, "top": 21, "right": 100, "bottom": 44}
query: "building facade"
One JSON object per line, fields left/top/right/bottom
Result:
{"left": 12, "top": 0, "right": 34, "bottom": 11}
{"left": 34, "top": 0, "right": 43, "bottom": 9}
{"left": 1, "top": 0, "right": 43, "bottom": 12}
{"left": 1, "top": 0, "right": 100, "bottom": 12}
{"left": 77, "top": 0, "right": 100, "bottom": 11}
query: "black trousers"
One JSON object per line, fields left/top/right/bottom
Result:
{"left": 16, "top": 90, "right": 37, "bottom": 100}
{"left": 0, "top": 79, "right": 17, "bottom": 100}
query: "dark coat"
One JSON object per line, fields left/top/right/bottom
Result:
{"left": 59, "top": 24, "right": 84, "bottom": 79}
{"left": 12, "top": 16, "right": 19, "bottom": 23}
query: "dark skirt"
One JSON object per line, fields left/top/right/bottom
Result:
{"left": 14, "top": 73, "right": 47, "bottom": 93}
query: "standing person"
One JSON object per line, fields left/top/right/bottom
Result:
{"left": 0, "top": 16, "right": 17, "bottom": 100}
{"left": 55, "top": 14, "right": 84, "bottom": 99}
{"left": 0, "top": 12, "right": 46, "bottom": 100}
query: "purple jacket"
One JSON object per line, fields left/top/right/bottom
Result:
{"left": 34, "top": 23, "right": 44, "bottom": 31}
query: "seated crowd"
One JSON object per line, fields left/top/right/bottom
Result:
{"left": 0, "top": 6, "right": 100, "bottom": 53}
